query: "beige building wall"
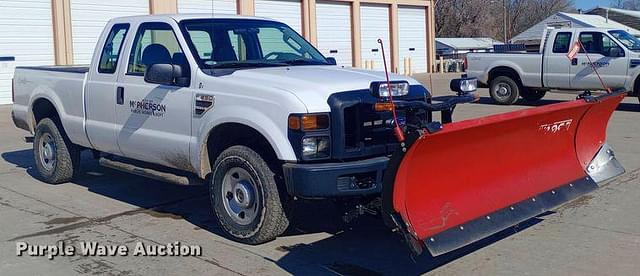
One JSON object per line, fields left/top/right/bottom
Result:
{"left": 49, "top": 0, "right": 434, "bottom": 72}
{"left": 150, "top": 0, "right": 178, "bottom": 14}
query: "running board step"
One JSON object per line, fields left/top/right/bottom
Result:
{"left": 99, "top": 157, "right": 204, "bottom": 186}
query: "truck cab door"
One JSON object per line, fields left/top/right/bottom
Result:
{"left": 114, "top": 22, "right": 195, "bottom": 171}
{"left": 85, "top": 23, "right": 131, "bottom": 155}
{"left": 543, "top": 31, "right": 573, "bottom": 89}
{"left": 570, "top": 31, "right": 629, "bottom": 90}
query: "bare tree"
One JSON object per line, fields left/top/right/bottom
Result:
{"left": 508, "top": 0, "right": 574, "bottom": 40}
{"left": 435, "top": 0, "right": 495, "bottom": 38}
{"left": 436, "top": 0, "right": 574, "bottom": 41}
{"left": 612, "top": 0, "right": 640, "bottom": 9}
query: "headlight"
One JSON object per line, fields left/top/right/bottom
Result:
{"left": 371, "top": 81, "right": 409, "bottom": 97}
{"left": 302, "top": 136, "right": 330, "bottom": 159}
{"left": 450, "top": 77, "right": 478, "bottom": 94}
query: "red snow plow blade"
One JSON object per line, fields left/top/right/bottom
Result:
{"left": 390, "top": 91, "right": 625, "bottom": 256}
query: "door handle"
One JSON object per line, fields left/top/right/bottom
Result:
{"left": 571, "top": 58, "right": 578, "bottom": 66}
{"left": 116, "top": 86, "right": 124, "bottom": 105}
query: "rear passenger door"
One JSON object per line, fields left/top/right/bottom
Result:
{"left": 543, "top": 31, "right": 573, "bottom": 89}
{"left": 85, "top": 23, "right": 130, "bottom": 155}
{"left": 115, "top": 21, "right": 195, "bottom": 171}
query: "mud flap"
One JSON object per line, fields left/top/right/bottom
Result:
{"left": 386, "top": 91, "right": 625, "bottom": 256}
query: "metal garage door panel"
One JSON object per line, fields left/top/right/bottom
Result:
{"left": 316, "top": 1, "right": 352, "bottom": 67}
{"left": 0, "top": 0, "right": 55, "bottom": 66}
{"left": 71, "top": 0, "right": 149, "bottom": 65}
{"left": 360, "top": 4, "right": 390, "bottom": 71}
{"left": 0, "top": 0, "right": 54, "bottom": 104}
{"left": 398, "top": 6, "right": 427, "bottom": 74}
{"left": 179, "top": 0, "right": 237, "bottom": 14}
{"left": 255, "top": 0, "right": 302, "bottom": 34}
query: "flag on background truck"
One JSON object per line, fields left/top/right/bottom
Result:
{"left": 567, "top": 41, "right": 581, "bottom": 60}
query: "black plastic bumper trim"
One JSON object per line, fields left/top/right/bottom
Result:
{"left": 282, "top": 156, "right": 389, "bottom": 198}
{"left": 424, "top": 176, "right": 598, "bottom": 256}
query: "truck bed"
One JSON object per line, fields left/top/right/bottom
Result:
{"left": 12, "top": 65, "right": 89, "bottom": 148}
{"left": 16, "top": 65, "right": 89, "bottom": 74}
{"left": 466, "top": 52, "right": 543, "bottom": 87}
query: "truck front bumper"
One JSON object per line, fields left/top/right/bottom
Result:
{"left": 282, "top": 156, "right": 389, "bottom": 198}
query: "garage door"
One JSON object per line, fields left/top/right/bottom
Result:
{"left": 255, "top": 0, "right": 302, "bottom": 34}
{"left": 398, "top": 6, "right": 427, "bottom": 74}
{"left": 316, "top": 1, "right": 352, "bottom": 67}
{"left": 360, "top": 4, "right": 390, "bottom": 71}
{"left": 71, "top": 0, "right": 149, "bottom": 65}
{"left": 179, "top": 0, "right": 237, "bottom": 14}
{"left": 0, "top": 0, "right": 55, "bottom": 104}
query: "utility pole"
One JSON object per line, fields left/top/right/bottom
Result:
{"left": 492, "top": 0, "right": 509, "bottom": 43}
{"left": 503, "top": 0, "right": 508, "bottom": 43}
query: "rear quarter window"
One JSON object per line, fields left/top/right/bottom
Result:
{"left": 552, "top": 32, "right": 572, "bottom": 53}
{"left": 98, "top": 24, "right": 130, "bottom": 74}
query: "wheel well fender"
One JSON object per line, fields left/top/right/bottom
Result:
{"left": 488, "top": 66, "right": 523, "bottom": 87}
{"left": 198, "top": 122, "right": 285, "bottom": 179}
{"left": 30, "top": 97, "right": 60, "bottom": 130}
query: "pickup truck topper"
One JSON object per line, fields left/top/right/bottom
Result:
{"left": 466, "top": 27, "right": 640, "bottom": 104}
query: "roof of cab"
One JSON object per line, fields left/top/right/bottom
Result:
{"left": 112, "top": 13, "right": 280, "bottom": 23}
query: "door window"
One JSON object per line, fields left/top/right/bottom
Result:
{"left": 552, "top": 32, "right": 572, "bottom": 53}
{"left": 98, "top": 24, "right": 129, "bottom": 74}
{"left": 127, "top": 22, "right": 187, "bottom": 76}
{"left": 579, "top": 32, "right": 624, "bottom": 57}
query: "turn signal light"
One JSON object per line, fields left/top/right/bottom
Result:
{"left": 374, "top": 102, "right": 395, "bottom": 112}
{"left": 288, "top": 114, "right": 330, "bottom": 130}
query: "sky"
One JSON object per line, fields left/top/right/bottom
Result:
{"left": 575, "top": 0, "right": 614, "bottom": 10}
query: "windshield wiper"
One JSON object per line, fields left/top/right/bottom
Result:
{"left": 282, "top": 59, "right": 330, "bottom": 66}
{"left": 212, "top": 61, "right": 288, "bottom": 69}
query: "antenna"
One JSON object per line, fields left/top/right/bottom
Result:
{"left": 377, "top": 38, "right": 404, "bottom": 143}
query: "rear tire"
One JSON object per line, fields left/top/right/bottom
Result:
{"left": 490, "top": 76, "right": 520, "bottom": 105}
{"left": 520, "top": 89, "right": 546, "bottom": 102}
{"left": 210, "top": 145, "right": 289, "bottom": 244}
{"left": 33, "top": 118, "right": 81, "bottom": 184}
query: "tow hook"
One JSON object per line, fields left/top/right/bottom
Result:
{"left": 342, "top": 200, "right": 379, "bottom": 224}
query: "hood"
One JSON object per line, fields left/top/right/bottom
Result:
{"left": 225, "top": 65, "right": 422, "bottom": 112}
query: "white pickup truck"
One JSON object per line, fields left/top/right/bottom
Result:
{"left": 10, "top": 14, "right": 467, "bottom": 245}
{"left": 12, "top": 14, "right": 628, "bottom": 256}
{"left": 466, "top": 28, "right": 640, "bottom": 104}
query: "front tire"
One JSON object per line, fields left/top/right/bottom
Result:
{"left": 33, "top": 118, "right": 80, "bottom": 184}
{"left": 520, "top": 89, "right": 546, "bottom": 102}
{"left": 210, "top": 145, "right": 289, "bottom": 244}
{"left": 490, "top": 76, "right": 520, "bottom": 105}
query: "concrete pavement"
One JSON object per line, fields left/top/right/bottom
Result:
{"left": 1, "top": 79, "right": 639, "bottom": 275}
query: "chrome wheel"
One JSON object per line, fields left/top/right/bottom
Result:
{"left": 39, "top": 133, "right": 56, "bottom": 171}
{"left": 221, "top": 167, "right": 259, "bottom": 225}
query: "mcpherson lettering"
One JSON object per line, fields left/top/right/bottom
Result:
{"left": 129, "top": 99, "right": 167, "bottom": 117}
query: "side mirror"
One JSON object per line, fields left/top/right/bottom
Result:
{"left": 326, "top": 57, "right": 337, "bottom": 65}
{"left": 609, "top": 47, "right": 624, "bottom": 57}
{"left": 144, "top": 64, "right": 184, "bottom": 86}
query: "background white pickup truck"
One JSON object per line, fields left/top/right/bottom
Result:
{"left": 11, "top": 14, "right": 436, "bottom": 244}
{"left": 466, "top": 28, "right": 640, "bottom": 104}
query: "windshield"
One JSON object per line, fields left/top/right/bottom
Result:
{"left": 179, "top": 19, "right": 329, "bottom": 70}
{"left": 609, "top": 30, "right": 640, "bottom": 51}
